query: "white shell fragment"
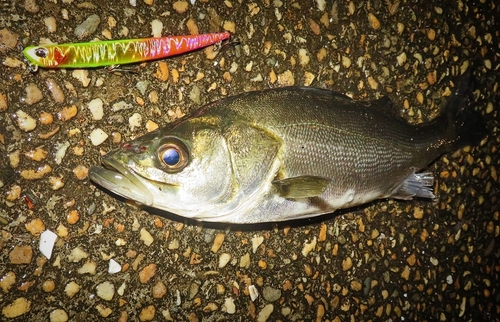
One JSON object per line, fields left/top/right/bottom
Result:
{"left": 248, "top": 284, "right": 259, "bottom": 301}
{"left": 108, "top": 259, "right": 121, "bottom": 274}
{"left": 39, "top": 230, "right": 58, "bottom": 259}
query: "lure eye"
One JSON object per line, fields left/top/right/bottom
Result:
{"left": 34, "top": 47, "right": 48, "bottom": 58}
{"left": 158, "top": 140, "right": 189, "bottom": 173}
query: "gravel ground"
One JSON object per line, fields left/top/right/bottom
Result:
{"left": 0, "top": 0, "right": 499, "bottom": 321}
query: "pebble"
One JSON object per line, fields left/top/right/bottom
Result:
{"left": 64, "top": 281, "right": 81, "bottom": 298}
{"left": 67, "top": 209, "right": 79, "bottom": 224}
{"left": 2, "top": 297, "right": 31, "bottom": 318}
{"left": 248, "top": 284, "right": 259, "bottom": 301}
{"left": 108, "top": 259, "right": 121, "bottom": 274}
{"left": 15, "top": 110, "right": 37, "bottom": 131}
{"left": 54, "top": 141, "right": 70, "bottom": 165}
{"left": 24, "top": 0, "right": 39, "bottom": 13}
{"left": 77, "top": 260, "right": 97, "bottom": 275}
{"left": 74, "top": 14, "right": 101, "bottom": 39}
{"left": 139, "top": 264, "right": 157, "bottom": 283}
{"left": 42, "top": 279, "right": 55, "bottom": 292}
{"left": 219, "top": 253, "right": 231, "bottom": 268}
{"left": 6, "top": 185, "right": 21, "bottom": 201}
{"left": 298, "top": 48, "right": 310, "bottom": 66}
{"left": 140, "top": 228, "right": 154, "bottom": 246}
{"left": 262, "top": 286, "right": 281, "bottom": 302}
{"left": 238, "top": 253, "right": 251, "bottom": 270}
{"left": 73, "top": 165, "right": 89, "bottom": 180}
{"left": 88, "top": 98, "right": 104, "bottom": 120}
{"left": 72, "top": 70, "right": 91, "bottom": 87}
{"left": 25, "top": 218, "right": 45, "bottom": 236}
{"left": 173, "top": 1, "right": 189, "bottom": 14}
{"left": 0, "top": 271, "right": 16, "bottom": 292}
{"left": 256, "top": 304, "right": 273, "bottom": 322}
{"left": 342, "top": 257, "right": 353, "bottom": 271}
{"left": 67, "top": 246, "right": 88, "bottom": 262}
{"left": 252, "top": 235, "right": 264, "bottom": 253}
{"left": 139, "top": 305, "right": 155, "bottom": 321}
{"left": 49, "top": 309, "right": 68, "bottom": 322}
{"left": 89, "top": 128, "right": 109, "bottom": 146}
{"left": 24, "top": 83, "right": 43, "bottom": 105}
{"left": 367, "top": 13, "right": 381, "bottom": 29}
{"left": 152, "top": 281, "right": 167, "bottom": 298}
{"left": 277, "top": 70, "right": 295, "bottom": 86}
{"left": 151, "top": 19, "right": 163, "bottom": 37}
{"left": 413, "top": 207, "right": 424, "bottom": 219}
{"left": 224, "top": 297, "right": 236, "bottom": 314}
{"left": 302, "top": 236, "right": 317, "bottom": 256}
{"left": 9, "top": 245, "right": 33, "bottom": 264}
{"left": 0, "top": 29, "right": 18, "bottom": 51}
{"left": 154, "top": 62, "right": 169, "bottom": 81}
{"left": 58, "top": 105, "right": 78, "bottom": 121}
{"left": 96, "top": 281, "right": 115, "bottom": 301}
{"left": 43, "top": 16, "right": 57, "bottom": 33}
{"left": 95, "top": 304, "right": 112, "bottom": 317}
{"left": 129, "top": 113, "right": 142, "bottom": 131}
{"left": 0, "top": 92, "right": 7, "bottom": 111}
{"left": 25, "top": 146, "right": 48, "bottom": 161}
{"left": 211, "top": 233, "right": 225, "bottom": 253}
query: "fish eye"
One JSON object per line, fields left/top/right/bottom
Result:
{"left": 158, "top": 140, "right": 189, "bottom": 172}
{"left": 34, "top": 47, "right": 48, "bottom": 58}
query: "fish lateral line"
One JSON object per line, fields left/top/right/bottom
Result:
{"left": 23, "top": 31, "right": 231, "bottom": 68}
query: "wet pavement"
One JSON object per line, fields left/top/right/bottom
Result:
{"left": 0, "top": 0, "right": 499, "bottom": 321}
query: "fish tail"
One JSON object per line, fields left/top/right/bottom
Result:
{"left": 439, "top": 69, "right": 486, "bottom": 153}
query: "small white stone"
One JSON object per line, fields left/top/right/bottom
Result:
{"left": 96, "top": 281, "right": 115, "bottom": 301}
{"left": 151, "top": 19, "right": 163, "bottom": 38}
{"left": 219, "top": 253, "right": 231, "bottom": 268}
{"left": 49, "top": 309, "right": 68, "bottom": 322}
{"left": 54, "top": 141, "right": 70, "bottom": 165}
{"left": 89, "top": 128, "right": 108, "bottom": 146}
{"left": 129, "top": 113, "right": 142, "bottom": 131}
{"left": 224, "top": 297, "right": 236, "bottom": 314}
{"left": 257, "top": 304, "right": 274, "bottom": 322}
{"left": 252, "top": 235, "right": 264, "bottom": 253}
{"left": 108, "top": 259, "right": 121, "bottom": 274}
{"left": 67, "top": 246, "right": 88, "bottom": 262}
{"left": 140, "top": 227, "right": 154, "bottom": 246}
{"left": 117, "top": 282, "right": 126, "bottom": 296}
{"left": 87, "top": 98, "right": 104, "bottom": 120}
{"left": 39, "top": 230, "right": 58, "bottom": 259}
{"left": 301, "top": 236, "right": 317, "bottom": 257}
{"left": 248, "top": 284, "right": 259, "bottom": 301}
{"left": 15, "top": 110, "right": 37, "bottom": 132}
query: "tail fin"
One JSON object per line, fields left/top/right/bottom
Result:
{"left": 438, "top": 69, "right": 486, "bottom": 153}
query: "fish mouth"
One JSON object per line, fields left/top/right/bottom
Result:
{"left": 89, "top": 157, "right": 154, "bottom": 207}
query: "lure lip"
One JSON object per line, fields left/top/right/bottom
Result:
{"left": 89, "top": 157, "right": 154, "bottom": 207}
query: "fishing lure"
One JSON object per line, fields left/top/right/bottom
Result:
{"left": 23, "top": 31, "right": 231, "bottom": 68}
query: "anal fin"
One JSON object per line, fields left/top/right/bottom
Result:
{"left": 391, "top": 172, "right": 435, "bottom": 200}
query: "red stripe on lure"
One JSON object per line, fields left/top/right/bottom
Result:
{"left": 23, "top": 32, "right": 231, "bottom": 68}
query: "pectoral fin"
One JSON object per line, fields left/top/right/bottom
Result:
{"left": 272, "top": 176, "right": 331, "bottom": 199}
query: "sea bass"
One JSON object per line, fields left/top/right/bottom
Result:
{"left": 89, "top": 74, "right": 484, "bottom": 223}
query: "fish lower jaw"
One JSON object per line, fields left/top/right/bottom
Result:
{"left": 89, "top": 165, "right": 154, "bottom": 206}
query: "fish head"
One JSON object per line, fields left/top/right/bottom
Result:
{"left": 90, "top": 117, "right": 239, "bottom": 218}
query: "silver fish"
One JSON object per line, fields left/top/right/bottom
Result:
{"left": 90, "top": 73, "right": 484, "bottom": 223}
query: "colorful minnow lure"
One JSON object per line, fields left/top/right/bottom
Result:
{"left": 23, "top": 32, "right": 231, "bottom": 68}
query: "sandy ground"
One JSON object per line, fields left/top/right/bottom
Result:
{"left": 0, "top": 0, "right": 499, "bottom": 321}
